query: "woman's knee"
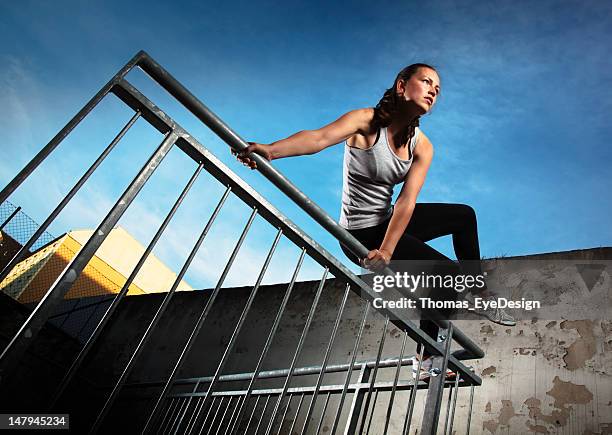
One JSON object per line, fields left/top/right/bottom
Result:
{"left": 455, "top": 203, "right": 477, "bottom": 225}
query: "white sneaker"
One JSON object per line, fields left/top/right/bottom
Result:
{"left": 469, "top": 294, "right": 517, "bottom": 326}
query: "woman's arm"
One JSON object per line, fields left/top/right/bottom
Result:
{"left": 364, "top": 132, "right": 434, "bottom": 269}
{"left": 235, "top": 108, "right": 373, "bottom": 168}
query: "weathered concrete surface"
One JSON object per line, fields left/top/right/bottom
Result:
{"left": 2, "top": 248, "right": 610, "bottom": 433}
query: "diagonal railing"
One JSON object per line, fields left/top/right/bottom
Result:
{"left": 0, "top": 50, "right": 483, "bottom": 434}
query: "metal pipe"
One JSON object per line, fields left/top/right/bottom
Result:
{"left": 197, "top": 396, "right": 218, "bottom": 435}
{"left": 184, "top": 397, "right": 204, "bottom": 435}
{"left": 90, "top": 185, "right": 231, "bottom": 433}
{"left": 156, "top": 398, "right": 175, "bottom": 435}
{"left": 204, "top": 396, "right": 226, "bottom": 435}
{"left": 141, "top": 206, "right": 258, "bottom": 434}
{"left": 169, "top": 398, "right": 189, "bottom": 434}
{"left": 314, "top": 392, "right": 331, "bottom": 435}
{"left": 331, "top": 301, "right": 370, "bottom": 435}
{"left": 50, "top": 161, "right": 203, "bottom": 410}
{"left": 225, "top": 396, "right": 244, "bottom": 435}
{"left": 383, "top": 330, "right": 408, "bottom": 435}
{"left": 364, "top": 390, "right": 378, "bottom": 435}
{"left": 402, "top": 346, "right": 424, "bottom": 435}
{"left": 214, "top": 396, "right": 233, "bottom": 435}
{"left": 264, "top": 268, "right": 329, "bottom": 435}
{"left": 420, "top": 323, "right": 454, "bottom": 435}
{"left": 447, "top": 374, "right": 460, "bottom": 435}
{"left": 230, "top": 249, "right": 306, "bottom": 435}
{"left": 0, "top": 130, "right": 177, "bottom": 387}
{"left": 160, "top": 398, "right": 180, "bottom": 435}
{"left": 0, "top": 111, "right": 142, "bottom": 284}
{"left": 301, "top": 283, "right": 350, "bottom": 435}
{"left": 288, "top": 393, "right": 305, "bottom": 435}
{"left": 442, "top": 381, "right": 454, "bottom": 435}
{"left": 466, "top": 384, "right": 475, "bottom": 435}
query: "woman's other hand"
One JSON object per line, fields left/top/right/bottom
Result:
{"left": 230, "top": 142, "right": 272, "bottom": 169}
{"left": 361, "top": 248, "right": 391, "bottom": 271}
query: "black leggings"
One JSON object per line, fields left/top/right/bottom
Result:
{"left": 340, "top": 203, "right": 485, "bottom": 357}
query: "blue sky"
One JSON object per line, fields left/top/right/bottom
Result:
{"left": 1, "top": 0, "right": 611, "bottom": 288}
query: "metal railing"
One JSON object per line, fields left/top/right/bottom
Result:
{"left": 0, "top": 50, "right": 483, "bottom": 433}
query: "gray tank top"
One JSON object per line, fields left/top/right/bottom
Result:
{"left": 339, "top": 126, "right": 420, "bottom": 229}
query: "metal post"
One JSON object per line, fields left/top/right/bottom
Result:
{"left": 447, "top": 375, "right": 460, "bottom": 435}
{"left": 344, "top": 364, "right": 368, "bottom": 435}
{"left": 90, "top": 185, "right": 231, "bottom": 433}
{"left": 288, "top": 393, "right": 305, "bottom": 435}
{"left": 364, "top": 390, "right": 378, "bottom": 435}
{"left": 243, "top": 395, "right": 261, "bottom": 435}
{"left": 420, "top": 324, "right": 454, "bottom": 435}
{"left": 276, "top": 394, "right": 292, "bottom": 435}
{"left": 314, "top": 392, "right": 331, "bottom": 435}
{"left": 172, "top": 380, "right": 202, "bottom": 435}
{"left": 402, "top": 346, "right": 424, "bottom": 435}
{"left": 214, "top": 396, "right": 233, "bottom": 435}
{"left": 205, "top": 397, "right": 226, "bottom": 435}
{"left": 50, "top": 162, "right": 203, "bottom": 410}
{"left": 0, "top": 131, "right": 177, "bottom": 387}
{"left": 383, "top": 330, "right": 408, "bottom": 435}
{"left": 330, "top": 301, "right": 370, "bottom": 435}
{"left": 300, "top": 283, "right": 351, "bottom": 434}
{"left": 252, "top": 395, "right": 271, "bottom": 435}
{"left": 466, "top": 384, "right": 475, "bottom": 435}
{"left": 224, "top": 396, "right": 243, "bottom": 435}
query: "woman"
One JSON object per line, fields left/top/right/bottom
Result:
{"left": 233, "top": 63, "right": 514, "bottom": 377}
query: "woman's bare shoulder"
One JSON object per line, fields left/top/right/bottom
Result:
{"left": 345, "top": 108, "right": 377, "bottom": 149}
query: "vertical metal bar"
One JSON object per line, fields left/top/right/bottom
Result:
{"left": 383, "top": 330, "right": 408, "bottom": 435}
{"left": 243, "top": 395, "right": 261, "bottom": 435}
{"left": 358, "top": 316, "right": 389, "bottom": 435}
{"left": 314, "top": 392, "right": 331, "bottom": 435}
{"left": 196, "top": 396, "right": 218, "bottom": 435}
{"left": 344, "top": 364, "right": 368, "bottom": 435}
{"left": 442, "top": 382, "right": 454, "bottom": 435}
{"left": 276, "top": 394, "right": 292, "bottom": 435}
{"left": 264, "top": 267, "right": 329, "bottom": 435}
{"left": 160, "top": 398, "right": 180, "bottom": 435}
{"left": 224, "top": 396, "right": 243, "bottom": 435}
{"left": 0, "top": 206, "right": 21, "bottom": 231}
{"left": 0, "top": 111, "right": 142, "bottom": 283}
{"left": 141, "top": 206, "right": 259, "bottom": 434}
{"left": 447, "top": 375, "right": 460, "bottom": 435}
{"left": 172, "top": 380, "right": 202, "bottom": 435}
{"left": 227, "top": 396, "right": 246, "bottom": 435}
{"left": 301, "top": 283, "right": 350, "bottom": 435}
{"left": 184, "top": 397, "right": 205, "bottom": 435}
{"left": 156, "top": 397, "right": 175, "bottom": 435}
{"left": 91, "top": 185, "right": 231, "bottom": 433}
{"left": 214, "top": 396, "right": 234, "bottom": 435}
{"left": 402, "top": 346, "right": 424, "bottom": 435}
{"left": 466, "top": 384, "right": 475, "bottom": 435}
{"left": 230, "top": 249, "right": 306, "bottom": 434}
{"left": 0, "top": 131, "right": 177, "bottom": 387}
{"left": 188, "top": 228, "right": 282, "bottom": 425}
{"left": 51, "top": 162, "right": 203, "bottom": 409}
{"left": 420, "top": 324, "right": 453, "bottom": 435}
{"left": 253, "top": 395, "right": 271, "bottom": 435}
{"left": 204, "top": 397, "right": 226, "bottom": 435}
{"left": 169, "top": 398, "right": 189, "bottom": 434}
{"left": 0, "top": 51, "right": 143, "bottom": 206}
{"left": 364, "top": 390, "right": 378, "bottom": 435}
{"left": 288, "top": 393, "right": 305, "bottom": 435}
{"left": 331, "top": 302, "right": 370, "bottom": 435}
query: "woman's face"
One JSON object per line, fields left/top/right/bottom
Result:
{"left": 397, "top": 67, "right": 441, "bottom": 115}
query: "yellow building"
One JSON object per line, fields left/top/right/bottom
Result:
{"left": 0, "top": 227, "right": 192, "bottom": 304}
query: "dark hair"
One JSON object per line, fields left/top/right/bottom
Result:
{"left": 372, "top": 63, "right": 437, "bottom": 132}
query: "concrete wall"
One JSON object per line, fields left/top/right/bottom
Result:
{"left": 81, "top": 247, "right": 612, "bottom": 434}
